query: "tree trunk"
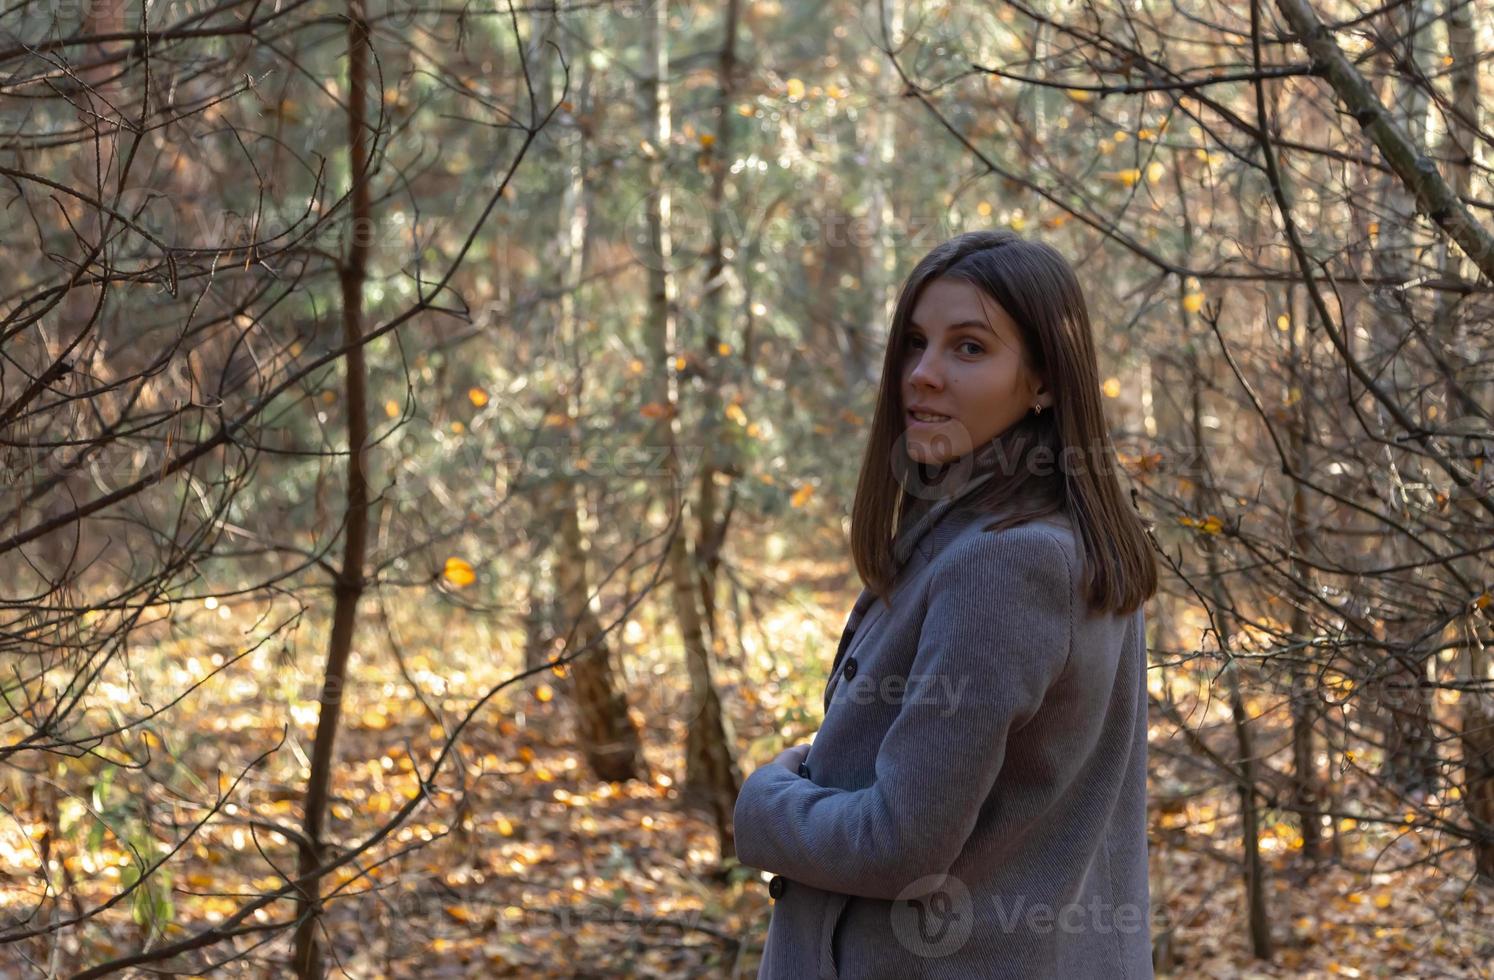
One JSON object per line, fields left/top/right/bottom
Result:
{"left": 1440, "top": 0, "right": 1494, "bottom": 884}
{"left": 860, "top": 0, "right": 903, "bottom": 386}
{"left": 692, "top": 0, "right": 743, "bottom": 659}
{"left": 641, "top": 0, "right": 741, "bottom": 859}
{"left": 292, "top": 1, "right": 373, "bottom": 974}
{"left": 1369, "top": 0, "right": 1441, "bottom": 803}
{"left": 1283, "top": 283, "right": 1325, "bottom": 864}
{"left": 1188, "top": 327, "right": 1272, "bottom": 959}
{"left": 532, "top": 2, "right": 645, "bottom": 784}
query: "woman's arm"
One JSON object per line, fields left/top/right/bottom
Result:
{"left": 732, "top": 528, "right": 1075, "bottom": 901}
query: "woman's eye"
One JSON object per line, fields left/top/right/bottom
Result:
{"left": 905, "top": 336, "right": 981, "bottom": 355}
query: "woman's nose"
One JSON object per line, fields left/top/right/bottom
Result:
{"left": 908, "top": 351, "right": 942, "bottom": 388}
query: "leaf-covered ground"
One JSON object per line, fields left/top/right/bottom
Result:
{"left": 3, "top": 546, "right": 1491, "bottom": 977}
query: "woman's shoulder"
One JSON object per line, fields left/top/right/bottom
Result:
{"left": 934, "top": 509, "right": 1079, "bottom": 587}
{"left": 952, "top": 506, "right": 1077, "bottom": 556}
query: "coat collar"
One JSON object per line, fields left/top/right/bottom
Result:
{"left": 889, "top": 428, "right": 1015, "bottom": 567}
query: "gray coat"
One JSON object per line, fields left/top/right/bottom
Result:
{"left": 732, "top": 501, "right": 1153, "bottom": 979}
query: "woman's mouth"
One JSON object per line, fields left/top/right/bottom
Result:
{"left": 907, "top": 409, "right": 950, "bottom": 427}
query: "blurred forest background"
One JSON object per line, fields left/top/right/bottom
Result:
{"left": 1, "top": 0, "right": 1492, "bottom": 975}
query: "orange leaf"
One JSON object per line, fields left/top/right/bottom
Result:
{"left": 443, "top": 557, "right": 476, "bottom": 587}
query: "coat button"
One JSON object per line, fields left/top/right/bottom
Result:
{"left": 843, "top": 657, "right": 858, "bottom": 680}
{"left": 797, "top": 761, "right": 811, "bottom": 779}
{"left": 768, "top": 875, "right": 786, "bottom": 899}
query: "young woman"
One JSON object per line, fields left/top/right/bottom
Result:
{"left": 732, "top": 230, "right": 1158, "bottom": 979}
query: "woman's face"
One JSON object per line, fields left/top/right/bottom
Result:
{"left": 899, "top": 276, "right": 1051, "bottom": 465}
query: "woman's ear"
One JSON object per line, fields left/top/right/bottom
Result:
{"left": 1031, "top": 375, "right": 1054, "bottom": 411}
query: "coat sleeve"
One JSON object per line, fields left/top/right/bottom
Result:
{"left": 731, "top": 528, "right": 1074, "bottom": 901}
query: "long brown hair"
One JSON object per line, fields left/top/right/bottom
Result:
{"left": 849, "top": 230, "right": 1157, "bottom": 616}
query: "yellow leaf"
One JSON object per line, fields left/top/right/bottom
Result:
{"left": 1102, "top": 377, "right": 1121, "bottom": 398}
{"left": 674, "top": 355, "right": 687, "bottom": 371}
{"left": 1064, "top": 88, "right": 1092, "bottom": 102}
{"left": 1373, "top": 893, "right": 1392, "bottom": 909}
{"left": 535, "top": 684, "right": 553, "bottom": 703}
{"left": 1276, "top": 314, "right": 1290, "bottom": 332}
{"left": 445, "top": 904, "right": 477, "bottom": 923}
{"left": 384, "top": 399, "right": 399, "bottom": 418}
{"left": 628, "top": 358, "right": 645, "bottom": 375}
{"left": 790, "top": 484, "right": 814, "bottom": 508}
{"left": 977, "top": 201, "right": 993, "bottom": 217}
{"left": 785, "top": 77, "right": 805, "bottom": 100}
{"left": 826, "top": 83, "right": 847, "bottom": 99}
{"left": 1146, "top": 161, "right": 1165, "bottom": 184}
{"left": 698, "top": 133, "right": 716, "bottom": 148}
{"left": 1180, "top": 514, "right": 1223, "bottom": 534}
{"left": 725, "top": 403, "right": 748, "bottom": 426}
{"left": 1107, "top": 169, "right": 1142, "bottom": 187}
{"left": 468, "top": 387, "right": 489, "bottom": 407}
{"left": 639, "top": 401, "right": 672, "bottom": 420}
{"left": 1474, "top": 593, "right": 1491, "bottom": 610}
{"left": 1182, "top": 292, "right": 1205, "bottom": 313}
{"left": 717, "top": 341, "right": 732, "bottom": 356}
{"left": 443, "top": 556, "right": 476, "bottom": 587}
{"left": 543, "top": 412, "right": 569, "bottom": 427}
{"left": 496, "top": 816, "right": 515, "bottom": 836}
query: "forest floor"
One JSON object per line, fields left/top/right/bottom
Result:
{"left": 3, "top": 541, "right": 1492, "bottom": 977}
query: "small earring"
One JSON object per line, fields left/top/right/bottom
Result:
{"left": 1033, "top": 403, "right": 1043, "bottom": 415}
